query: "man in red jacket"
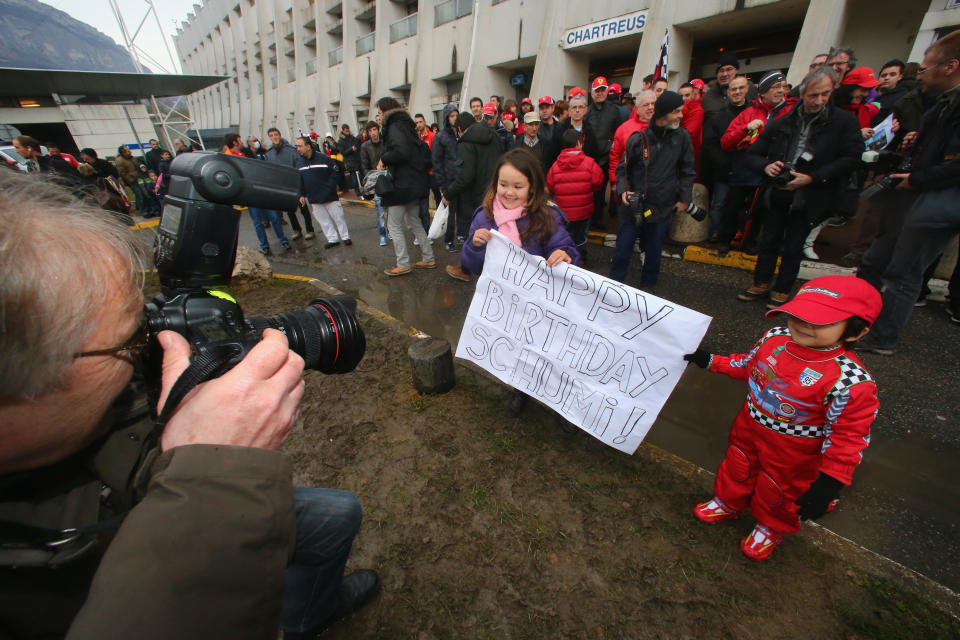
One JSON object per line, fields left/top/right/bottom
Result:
{"left": 547, "top": 128, "right": 605, "bottom": 264}
{"left": 680, "top": 80, "right": 705, "bottom": 174}
{"left": 608, "top": 89, "right": 656, "bottom": 184}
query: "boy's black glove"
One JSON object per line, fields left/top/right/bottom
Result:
{"left": 795, "top": 472, "right": 844, "bottom": 521}
{"left": 683, "top": 349, "right": 711, "bottom": 369}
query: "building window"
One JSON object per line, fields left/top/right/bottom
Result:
{"left": 356, "top": 32, "right": 375, "bottom": 56}
{"left": 306, "top": 58, "right": 318, "bottom": 75}
{"left": 434, "top": 0, "right": 471, "bottom": 27}
{"left": 328, "top": 45, "right": 343, "bottom": 66}
{"left": 389, "top": 13, "right": 417, "bottom": 43}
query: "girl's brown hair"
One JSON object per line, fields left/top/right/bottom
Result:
{"left": 481, "top": 148, "right": 556, "bottom": 244}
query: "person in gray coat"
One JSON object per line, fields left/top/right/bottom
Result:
{"left": 266, "top": 127, "right": 315, "bottom": 239}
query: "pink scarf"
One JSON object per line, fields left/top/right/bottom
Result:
{"left": 492, "top": 195, "right": 525, "bottom": 247}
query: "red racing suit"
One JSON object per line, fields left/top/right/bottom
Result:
{"left": 708, "top": 327, "right": 878, "bottom": 534}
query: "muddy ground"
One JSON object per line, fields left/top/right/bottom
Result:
{"left": 222, "top": 277, "right": 959, "bottom": 640}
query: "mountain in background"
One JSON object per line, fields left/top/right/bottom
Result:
{"left": 0, "top": 0, "right": 138, "bottom": 72}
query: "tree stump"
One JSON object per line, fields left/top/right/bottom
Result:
{"left": 408, "top": 337, "right": 455, "bottom": 394}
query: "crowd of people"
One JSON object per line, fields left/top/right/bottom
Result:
{"left": 0, "top": 30, "right": 957, "bottom": 640}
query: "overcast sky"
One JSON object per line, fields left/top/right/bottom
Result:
{"left": 39, "top": 0, "right": 199, "bottom": 74}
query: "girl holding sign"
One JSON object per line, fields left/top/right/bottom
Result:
{"left": 450, "top": 148, "right": 580, "bottom": 416}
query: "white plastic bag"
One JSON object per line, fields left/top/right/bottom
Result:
{"left": 428, "top": 201, "right": 449, "bottom": 241}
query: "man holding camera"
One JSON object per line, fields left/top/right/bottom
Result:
{"left": 0, "top": 171, "right": 377, "bottom": 639}
{"left": 856, "top": 31, "right": 960, "bottom": 351}
{"left": 610, "top": 91, "right": 696, "bottom": 290}
{"left": 736, "top": 67, "right": 863, "bottom": 308}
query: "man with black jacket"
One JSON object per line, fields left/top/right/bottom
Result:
{"left": 337, "top": 124, "right": 363, "bottom": 199}
{"left": 585, "top": 76, "right": 622, "bottom": 229}
{"left": 737, "top": 67, "right": 863, "bottom": 307}
{"left": 444, "top": 112, "right": 503, "bottom": 282}
{"left": 376, "top": 96, "right": 434, "bottom": 277}
{"left": 701, "top": 76, "right": 750, "bottom": 241}
{"left": 856, "top": 31, "right": 960, "bottom": 352}
{"left": 611, "top": 91, "right": 696, "bottom": 289}
{"left": 295, "top": 136, "right": 352, "bottom": 249}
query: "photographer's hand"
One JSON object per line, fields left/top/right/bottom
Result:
{"left": 783, "top": 171, "right": 813, "bottom": 191}
{"left": 764, "top": 161, "right": 784, "bottom": 177}
{"left": 674, "top": 201, "right": 688, "bottom": 213}
{"left": 621, "top": 191, "right": 634, "bottom": 206}
{"left": 157, "top": 329, "right": 305, "bottom": 452}
{"left": 890, "top": 173, "right": 913, "bottom": 190}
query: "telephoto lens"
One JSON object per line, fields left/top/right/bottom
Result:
{"left": 686, "top": 203, "right": 708, "bottom": 222}
{"left": 246, "top": 295, "right": 366, "bottom": 374}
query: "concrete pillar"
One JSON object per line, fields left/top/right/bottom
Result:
{"left": 630, "top": 0, "right": 675, "bottom": 93}
{"left": 409, "top": 2, "right": 437, "bottom": 116}
{"left": 787, "top": 0, "right": 849, "bottom": 87}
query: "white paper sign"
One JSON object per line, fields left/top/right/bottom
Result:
{"left": 455, "top": 232, "right": 712, "bottom": 454}
{"left": 865, "top": 114, "right": 895, "bottom": 152}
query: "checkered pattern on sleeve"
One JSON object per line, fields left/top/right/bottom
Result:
{"left": 748, "top": 400, "right": 823, "bottom": 438}
{"left": 764, "top": 326, "right": 791, "bottom": 340}
{"left": 825, "top": 354, "right": 874, "bottom": 405}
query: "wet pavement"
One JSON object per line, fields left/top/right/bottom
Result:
{"left": 144, "top": 200, "right": 960, "bottom": 592}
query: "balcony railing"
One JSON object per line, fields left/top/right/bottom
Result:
{"left": 281, "top": 19, "right": 293, "bottom": 39}
{"left": 287, "top": 69, "right": 296, "bottom": 83}
{"left": 305, "top": 58, "right": 318, "bottom": 76}
{"left": 435, "top": 0, "right": 471, "bottom": 26}
{"left": 389, "top": 13, "right": 417, "bottom": 43}
{"left": 300, "top": 7, "right": 316, "bottom": 28}
{"left": 356, "top": 32, "right": 375, "bottom": 56}
{"left": 270, "top": 76, "right": 278, "bottom": 89}
{"left": 328, "top": 45, "right": 343, "bottom": 66}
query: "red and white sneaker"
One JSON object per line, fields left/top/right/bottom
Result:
{"left": 740, "top": 524, "right": 783, "bottom": 562}
{"left": 693, "top": 497, "right": 739, "bottom": 524}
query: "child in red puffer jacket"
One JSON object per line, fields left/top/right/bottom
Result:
{"left": 546, "top": 129, "right": 605, "bottom": 264}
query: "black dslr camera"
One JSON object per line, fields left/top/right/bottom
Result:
{"left": 772, "top": 151, "right": 814, "bottom": 188}
{"left": 144, "top": 153, "right": 365, "bottom": 412}
{"left": 860, "top": 150, "right": 912, "bottom": 199}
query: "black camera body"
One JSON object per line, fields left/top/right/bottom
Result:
{"left": 145, "top": 152, "right": 365, "bottom": 389}
{"left": 860, "top": 150, "right": 912, "bottom": 199}
{"left": 625, "top": 191, "right": 645, "bottom": 213}
{"left": 772, "top": 151, "right": 814, "bottom": 188}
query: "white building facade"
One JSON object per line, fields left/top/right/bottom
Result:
{"left": 173, "top": 0, "right": 959, "bottom": 140}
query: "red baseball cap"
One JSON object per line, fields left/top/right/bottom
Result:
{"left": 568, "top": 87, "right": 586, "bottom": 98}
{"left": 690, "top": 78, "right": 706, "bottom": 92}
{"left": 609, "top": 82, "right": 622, "bottom": 94}
{"left": 482, "top": 102, "right": 498, "bottom": 116}
{"left": 521, "top": 97, "right": 532, "bottom": 105}
{"left": 538, "top": 95, "right": 555, "bottom": 106}
{"left": 502, "top": 111, "right": 516, "bottom": 122}
{"left": 591, "top": 76, "right": 608, "bottom": 90}
{"left": 841, "top": 67, "right": 881, "bottom": 88}
{"left": 766, "top": 276, "right": 882, "bottom": 325}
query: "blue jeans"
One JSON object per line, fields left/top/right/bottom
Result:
{"left": 418, "top": 197, "right": 431, "bottom": 232}
{"left": 281, "top": 487, "right": 363, "bottom": 633}
{"left": 249, "top": 208, "right": 289, "bottom": 249}
{"left": 374, "top": 196, "right": 386, "bottom": 239}
{"left": 709, "top": 181, "right": 730, "bottom": 238}
{"left": 609, "top": 214, "right": 669, "bottom": 287}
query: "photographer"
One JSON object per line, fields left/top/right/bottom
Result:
{"left": 856, "top": 31, "right": 960, "bottom": 352}
{"left": 0, "top": 172, "right": 377, "bottom": 639}
{"left": 610, "top": 91, "right": 696, "bottom": 290}
{"left": 736, "top": 67, "right": 863, "bottom": 308}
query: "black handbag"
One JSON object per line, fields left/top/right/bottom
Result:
{"left": 374, "top": 170, "right": 394, "bottom": 197}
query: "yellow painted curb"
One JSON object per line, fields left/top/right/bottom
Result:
{"left": 273, "top": 273, "right": 315, "bottom": 281}
{"left": 683, "top": 244, "right": 770, "bottom": 273}
{"left": 131, "top": 219, "right": 159, "bottom": 230}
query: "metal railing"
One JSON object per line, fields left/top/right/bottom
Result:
{"left": 389, "top": 13, "right": 417, "bottom": 43}
{"left": 356, "top": 32, "right": 375, "bottom": 55}
{"left": 434, "top": 0, "right": 471, "bottom": 26}
{"left": 328, "top": 45, "right": 343, "bottom": 66}
{"left": 305, "top": 58, "right": 318, "bottom": 75}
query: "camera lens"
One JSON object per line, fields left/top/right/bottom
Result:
{"left": 246, "top": 295, "right": 366, "bottom": 374}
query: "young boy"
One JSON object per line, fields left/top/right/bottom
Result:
{"left": 684, "top": 275, "right": 881, "bottom": 561}
{"left": 546, "top": 129, "right": 604, "bottom": 264}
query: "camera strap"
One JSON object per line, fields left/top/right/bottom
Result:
{"left": 155, "top": 344, "right": 240, "bottom": 427}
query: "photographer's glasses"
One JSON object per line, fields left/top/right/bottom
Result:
{"left": 73, "top": 321, "right": 149, "bottom": 360}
